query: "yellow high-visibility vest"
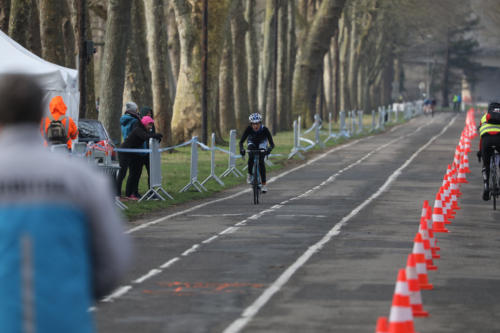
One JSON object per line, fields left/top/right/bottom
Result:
{"left": 479, "top": 114, "right": 500, "bottom": 136}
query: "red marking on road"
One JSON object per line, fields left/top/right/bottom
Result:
{"left": 143, "top": 282, "right": 265, "bottom": 296}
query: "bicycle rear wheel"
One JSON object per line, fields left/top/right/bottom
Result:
{"left": 491, "top": 161, "right": 497, "bottom": 210}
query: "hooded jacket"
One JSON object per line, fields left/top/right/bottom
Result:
{"left": 120, "top": 110, "right": 141, "bottom": 142}
{"left": 41, "top": 96, "right": 78, "bottom": 149}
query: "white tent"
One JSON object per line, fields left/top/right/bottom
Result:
{"left": 0, "top": 29, "right": 79, "bottom": 122}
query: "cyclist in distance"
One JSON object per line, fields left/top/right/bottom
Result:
{"left": 477, "top": 102, "right": 500, "bottom": 200}
{"left": 239, "top": 113, "right": 275, "bottom": 193}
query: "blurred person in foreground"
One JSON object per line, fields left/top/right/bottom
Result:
{"left": 40, "top": 95, "right": 79, "bottom": 150}
{"left": 0, "top": 74, "right": 131, "bottom": 332}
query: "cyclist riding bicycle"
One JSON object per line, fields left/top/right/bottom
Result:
{"left": 239, "top": 113, "right": 275, "bottom": 193}
{"left": 477, "top": 102, "right": 500, "bottom": 201}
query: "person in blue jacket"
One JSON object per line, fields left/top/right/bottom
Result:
{"left": 120, "top": 101, "right": 141, "bottom": 142}
{"left": 0, "top": 74, "right": 131, "bottom": 333}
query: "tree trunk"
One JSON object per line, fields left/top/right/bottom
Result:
{"left": 338, "top": 17, "right": 350, "bottom": 113}
{"left": 0, "top": 0, "right": 9, "bottom": 32}
{"left": 324, "top": 46, "right": 333, "bottom": 120}
{"left": 171, "top": 0, "right": 234, "bottom": 143}
{"left": 123, "top": 0, "right": 153, "bottom": 110}
{"left": 165, "top": 1, "right": 179, "bottom": 99}
{"left": 171, "top": 0, "right": 201, "bottom": 142}
{"left": 8, "top": 0, "right": 31, "bottom": 47}
{"left": 259, "top": 0, "right": 276, "bottom": 124}
{"left": 286, "top": 0, "right": 296, "bottom": 128}
{"left": 8, "top": 0, "right": 40, "bottom": 56}
{"left": 231, "top": 0, "right": 249, "bottom": 133}
{"left": 332, "top": 28, "right": 340, "bottom": 121}
{"left": 98, "top": 0, "right": 133, "bottom": 142}
{"left": 347, "top": 3, "right": 358, "bottom": 110}
{"left": 145, "top": 0, "right": 173, "bottom": 146}
{"left": 277, "top": 0, "right": 289, "bottom": 130}
{"left": 219, "top": 29, "right": 235, "bottom": 134}
{"left": 40, "top": 0, "right": 66, "bottom": 65}
{"left": 245, "top": 0, "right": 259, "bottom": 116}
{"left": 292, "top": 0, "right": 346, "bottom": 128}
{"left": 82, "top": 0, "right": 97, "bottom": 119}
{"left": 62, "top": 0, "right": 76, "bottom": 68}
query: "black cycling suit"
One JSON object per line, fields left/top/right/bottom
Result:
{"left": 239, "top": 125, "right": 275, "bottom": 183}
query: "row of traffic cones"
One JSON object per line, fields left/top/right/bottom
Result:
{"left": 375, "top": 109, "right": 477, "bottom": 332}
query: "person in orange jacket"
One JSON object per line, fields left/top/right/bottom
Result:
{"left": 40, "top": 96, "right": 78, "bottom": 149}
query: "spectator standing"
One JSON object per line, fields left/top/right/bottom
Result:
{"left": 117, "top": 116, "right": 162, "bottom": 200}
{"left": 0, "top": 74, "right": 131, "bottom": 332}
{"left": 139, "top": 106, "right": 155, "bottom": 189}
{"left": 120, "top": 101, "right": 141, "bottom": 142}
{"left": 40, "top": 95, "right": 78, "bottom": 150}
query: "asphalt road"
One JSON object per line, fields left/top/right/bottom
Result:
{"left": 96, "top": 111, "right": 500, "bottom": 333}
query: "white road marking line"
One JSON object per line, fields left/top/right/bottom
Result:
{"left": 202, "top": 235, "right": 219, "bottom": 244}
{"left": 126, "top": 139, "right": 362, "bottom": 234}
{"left": 101, "top": 286, "right": 133, "bottom": 303}
{"left": 190, "top": 214, "right": 245, "bottom": 217}
{"left": 276, "top": 215, "right": 327, "bottom": 218}
{"left": 98, "top": 118, "right": 438, "bottom": 305}
{"left": 160, "top": 257, "right": 180, "bottom": 269}
{"left": 133, "top": 269, "right": 162, "bottom": 284}
{"left": 182, "top": 244, "right": 200, "bottom": 256}
{"left": 222, "top": 116, "right": 456, "bottom": 333}
{"left": 220, "top": 227, "right": 238, "bottom": 235}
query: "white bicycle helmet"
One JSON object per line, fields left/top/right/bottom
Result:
{"left": 249, "top": 113, "right": 262, "bottom": 123}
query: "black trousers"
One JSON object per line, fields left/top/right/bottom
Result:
{"left": 481, "top": 134, "right": 500, "bottom": 179}
{"left": 248, "top": 152, "right": 266, "bottom": 184}
{"left": 117, "top": 152, "right": 143, "bottom": 196}
{"left": 140, "top": 155, "right": 150, "bottom": 189}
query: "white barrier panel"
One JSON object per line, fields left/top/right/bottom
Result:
{"left": 202, "top": 133, "right": 224, "bottom": 186}
{"left": 371, "top": 110, "right": 376, "bottom": 132}
{"left": 288, "top": 120, "right": 305, "bottom": 159}
{"left": 357, "top": 110, "right": 363, "bottom": 134}
{"left": 323, "top": 112, "right": 337, "bottom": 144}
{"left": 220, "top": 129, "right": 244, "bottom": 178}
{"left": 140, "top": 138, "right": 174, "bottom": 202}
{"left": 339, "top": 111, "right": 349, "bottom": 137}
{"left": 180, "top": 136, "right": 207, "bottom": 192}
{"left": 314, "top": 114, "right": 325, "bottom": 148}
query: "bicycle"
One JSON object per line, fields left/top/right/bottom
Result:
{"left": 489, "top": 146, "right": 500, "bottom": 210}
{"left": 247, "top": 149, "right": 267, "bottom": 205}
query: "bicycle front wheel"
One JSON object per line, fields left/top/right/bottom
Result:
{"left": 253, "top": 184, "right": 260, "bottom": 204}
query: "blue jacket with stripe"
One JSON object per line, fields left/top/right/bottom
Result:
{"left": 0, "top": 125, "right": 131, "bottom": 333}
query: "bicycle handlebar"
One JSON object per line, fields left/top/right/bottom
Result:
{"left": 246, "top": 149, "right": 267, "bottom": 153}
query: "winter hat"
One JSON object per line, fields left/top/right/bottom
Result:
{"left": 141, "top": 115, "right": 154, "bottom": 127}
{"left": 125, "top": 101, "right": 138, "bottom": 112}
{"left": 140, "top": 106, "right": 153, "bottom": 118}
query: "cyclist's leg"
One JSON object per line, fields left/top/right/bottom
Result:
{"left": 247, "top": 143, "right": 257, "bottom": 182}
{"left": 482, "top": 136, "right": 493, "bottom": 200}
{"left": 258, "top": 153, "right": 266, "bottom": 183}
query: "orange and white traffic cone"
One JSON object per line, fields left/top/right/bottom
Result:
{"left": 414, "top": 232, "right": 437, "bottom": 271}
{"left": 406, "top": 254, "right": 429, "bottom": 317}
{"left": 461, "top": 154, "right": 471, "bottom": 173}
{"left": 413, "top": 234, "right": 434, "bottom": 290}
{"left": 419, "top": 217, "right": 439, "bottom": 264}
{"left": 424, "top": 202, "right": 440, "bottom": 256}
{"left": 432, "top": 192, "right": 450, "bottom": 232}
{"left": 456, "top": 160, "right": 468, "bottom": 183}
{"left": 375, "top": 317, "right": 389, "bottom": 333}
{"left": 388, "top": 269, "right": 416, "bottom": 333}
